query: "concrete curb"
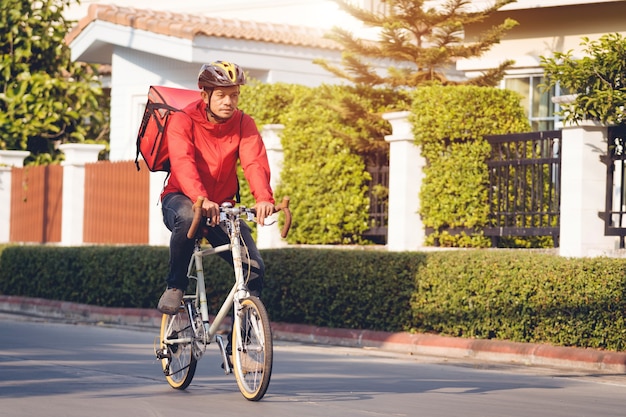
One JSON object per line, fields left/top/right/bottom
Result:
{"left": 2, "top": 295, "right": 625, "bottom": 374}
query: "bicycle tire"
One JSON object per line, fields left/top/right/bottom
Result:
{"left": 232, "top": 296, "right": 273, "bottom": 401}
{"left": 159, "top": 309, "right": 197, "bottom": 390}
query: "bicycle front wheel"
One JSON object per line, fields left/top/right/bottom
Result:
{"left": 159, "top": 309, "right": 197, "bottom": 390}
{"left": 232, "top": 296, "right": 273, "bottom": 401}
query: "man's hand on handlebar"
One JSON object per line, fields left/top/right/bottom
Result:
{"left": 187, "top": 196, "right": 291, "bottom": 240}
{"left": 254, "top": 201, "right": 275, "bottom": 226}
{"left": 195, "top": 196, "right": 219, "bottom": 227}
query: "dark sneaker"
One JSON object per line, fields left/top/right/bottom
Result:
{"left": 157, "top": 288, "right": 183, "bottom": 315}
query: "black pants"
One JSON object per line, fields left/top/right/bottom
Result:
{"left": 161, "top": 192, "right": 264, "bottom": 296}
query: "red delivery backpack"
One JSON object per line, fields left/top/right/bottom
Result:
{"left": 134, "top": 85, "right": 200, "bottom": 172}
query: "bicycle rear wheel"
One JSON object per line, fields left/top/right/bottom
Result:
{"left": 232, "top": 296, "right": 273, "bottom": 401}
{"left": 159, "top": 308, "right": 197, "bottom": 389}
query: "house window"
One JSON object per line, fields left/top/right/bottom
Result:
{"left": 503, "top": 75, "right": 562, "bottom": 131}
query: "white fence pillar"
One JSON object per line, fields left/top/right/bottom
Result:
{"left": 257, "top": 124, "right": 287, "bottom": 249}
{"left": 148, "top": 172, "right": 170, "bottom": 246}
{"left": 59, "top": 143, "right": 105, "bottom": 246}
{"left": 559, "top": 122, "right": 617, "bottom": 257}
{"left": 383, "top": 111, "right": 425, "bottom": 251}
{"left": 0, "top": 150, "right": 30, "bottom": 243}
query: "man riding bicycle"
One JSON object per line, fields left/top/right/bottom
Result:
{"left": 157, "top": 61, "right": 274, "bottom": 315}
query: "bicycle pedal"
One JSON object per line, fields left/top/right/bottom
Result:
{"left": 155, "top": 348, "right": 170, "bottom": 360}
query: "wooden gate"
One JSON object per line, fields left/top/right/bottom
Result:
{"left": 83, "top": 161, "right": 150, "bottom": 244}
{"left": 10, "top": 165, "right": 63, "bottom": 243}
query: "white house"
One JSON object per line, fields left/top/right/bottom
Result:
{"left": 64, "top": 0, "right": 359, "bottom": 30}
{"left": 463, "top": 0, "right": 626, "bottom": 131}
{"left": 66, "top": 3, "right": 347, "bottom": 162}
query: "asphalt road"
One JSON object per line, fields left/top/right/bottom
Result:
{"left": 1, "top": 315, "right": 626, "bottom": 417}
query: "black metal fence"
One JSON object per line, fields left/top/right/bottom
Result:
{"left": 484, "top": 131, "right": 562, "bottom": 246}
{"left": 368, "top": 127, "right": 626, "bottom": 248}
{"left": 364, "top": 164, "right": 389, "bottom": 244}
{"left": 602, "top": 125, "right": 626, "bottom": 247}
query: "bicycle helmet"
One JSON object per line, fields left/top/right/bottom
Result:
{"left": 198, "top": 61, "right": 246, "bottom": 89}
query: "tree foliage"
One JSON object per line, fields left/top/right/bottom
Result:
{"left": 312, "top": 0, "right": 520, "bottom": 180}
{"left": 0, "top": 0, "right": 108, "bottom": 165}
{"left": 541, "top": 33, "right": 626, "bottom": 126}
{"left": 316, "top": 0, "right": 519, "bottom": 88}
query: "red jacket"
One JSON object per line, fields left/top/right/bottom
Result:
{"left": 161, "top": 99, "right": 274, "bottom": 205}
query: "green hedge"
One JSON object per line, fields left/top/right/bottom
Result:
{"left": 261, "top": 248, "right": 423, "bottom": 331}
{"left": 410, "top": 85, "right": 531, "bottom": 247}
{"left": 0, "top": 245, "right": 168, "bottom": 308}
{"left": 2, "top": 245, "right": 626, "bottom": 351}
{"left": 412, "top": 250, "right": 626, "bottom": 350}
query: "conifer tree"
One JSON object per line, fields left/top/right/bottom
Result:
{"left": 316, "top": 0, "right": 519, "bottom": 88}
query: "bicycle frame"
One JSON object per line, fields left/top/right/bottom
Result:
{"left": 157, "top": 197, "right": 289, "bottom": 399}
{"left": 194, "top": 216, "right": 249, "bottom": 338}
{"left": 161, "top": 206, "right": 254, "bottom": 365}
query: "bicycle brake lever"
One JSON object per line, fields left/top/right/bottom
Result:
{"left": 262, "top": 219, "right": 277, "bottom": 226}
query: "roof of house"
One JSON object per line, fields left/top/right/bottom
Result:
{"left": 66, "top": 3, "right": 340, "bottom": 50}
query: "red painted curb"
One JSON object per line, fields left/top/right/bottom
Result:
{"left": 269, "top": 321, "right": 626, "bottom": 372}
{"left": 2, "top": 295, "right": 625, "bottom": 373}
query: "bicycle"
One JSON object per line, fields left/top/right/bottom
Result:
{"left": 154, "top": 196, "right": 291, "bottom": 401}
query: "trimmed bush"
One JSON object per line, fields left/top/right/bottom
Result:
{"left": 412, "top": 250, "right": 626, "bottom": 351}
{"left": 276, "top": 85, "right": 372, "bottom": 244}
{"left": 0, "top": 245, "right": 167, "bottom": 308}
{"left": 3, "top": 245, "right": 626, "bottom": 351}
{"left": 262, "top": 248, "right": 424, "bottom": 331}
{"left": 410, "top": 85, "right": 531, "bottom": 247}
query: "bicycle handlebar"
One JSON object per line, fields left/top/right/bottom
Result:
{"left": 187, "top": 196, "right": 292, "bottom": 240}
